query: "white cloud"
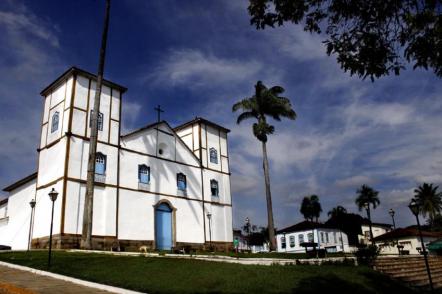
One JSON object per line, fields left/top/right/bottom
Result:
{"left": 147, "top": 49, "right": 264, "bottom": 88}
{"left": 335, "top": 175, "right": 376, "bottom": 188}
{"left": 0, "top": 8, "right": 59, "bottom": 47}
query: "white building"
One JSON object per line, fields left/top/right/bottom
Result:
{"left": 276, "top": 221, "right": 351, "bottom": 253}
{"left": 0, "top": 67, "right": 233, "bottom": 251}
{"left": 359, "top": 220, "right": 392, "bottom": 246}
{"left": 373, "top": 228, "right": 442, "bottom": 255}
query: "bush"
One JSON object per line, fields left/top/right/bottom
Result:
{"left": 354, "top": 245, "right": 379, "bottom": 265}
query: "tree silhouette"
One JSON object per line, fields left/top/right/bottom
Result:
{"left": 248, "top": 0, "right": 442, "bottom": 80}
{"left": 233, "top": 81, "right": 296, "bottom": 250}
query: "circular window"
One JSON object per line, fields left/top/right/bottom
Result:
{"left": 158, "top": 143, "right": 168, "bottom": 156}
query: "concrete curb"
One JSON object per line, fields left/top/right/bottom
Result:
{"left": 67, "top": 249, "right": 356, "bottom": 266}
{"left": 0, "top": 261, "right": 145, "bottom": 294}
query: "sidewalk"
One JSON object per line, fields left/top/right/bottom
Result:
{"left": 0, "top": 265, "right": 113, "bottom": 294}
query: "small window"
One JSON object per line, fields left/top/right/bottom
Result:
{"left": 209, "top": 148, "right": 218, "bottom": 164}
{"left": 210, "top": 179, "right": 219, "bottom": 197}
{"left": 51, "top": 111, "right": 59, "bottom": 133}
{"left": 289, "top": 236, "right": 295, "bottom": 247}
{"left": 299, "top": 234, "right": 304, "bottom": 244}
{"left": 333, "top": 232, "right": 337, "bottom": 244}
{"left": 177, "top": 173, "right": 186, "bottom": 191}
{"left": 307, "top": 233, "right": 314, "bottom": 243}
{"left": 281, "top": 236, "right": 286, "bottom": 249}
{"left": 138, "top": 164, "right": 150, "bottom": 184}
{"left": 321, "top": 232, "right": 325, "bottom": 243}
{"left": 89, "top": 110, "right": 103, "bottom": 131}
{"left": 326, "top": 233, "right": 329, "bottom": 243}
{"left": 95, "top": 152, "right": 106, "bottom": 175}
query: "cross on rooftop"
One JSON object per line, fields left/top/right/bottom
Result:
{"left": 154, "top": 105, "right": 164, "bottom": 122}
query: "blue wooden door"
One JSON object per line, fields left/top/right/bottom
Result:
{"left": 156, "top": 203, "right": 172, "bottom": 250}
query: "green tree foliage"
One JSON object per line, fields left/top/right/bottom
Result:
{"left": 327, "top": 205, "right": 347, "bottom": 219}
{"left": 355, "top": 184, "right": 380, "bottom": 244}
{"left": 355, "top": 185, "right": 380, "bottom": 211}
{"left": 248, "top": 0, "right": 442, "bottom": 80}
{"left": 414, "top": 182, "right": 442, "bottom": 225}
{"left": 300, "top": 195, "right": 322, "bottom": 222}
{"left": 233, "top": 81, "right": 296, "bottom": 250}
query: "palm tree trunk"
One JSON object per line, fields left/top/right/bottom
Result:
{"left": 261, "top": 141, "right": 276, "bottom": 251}
{"left": 81, "top": 0, "right": 111, "bottom": 250}
{"left": 366, "top": 206, "right": 375, "bottom": 246}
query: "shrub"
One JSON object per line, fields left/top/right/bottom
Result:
{"left": 354, "top": 245, "right": 380, "bottom": 265}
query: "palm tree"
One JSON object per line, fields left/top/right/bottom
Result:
{"left": 310, "top": 195, "right": 322, "bottom": 222}
{"left": 233, "top": 81, "right": 296, "bottom": 251}
{"left": 328, "top": 205, "right": 347, "bottom": 252}
{"left": 328, "top": 205, "right": 347, "bottom": 219}
{"left": 355, "top": 184, "right": 380, "bottom": 245}
{"left": 300, "top": 196, "right": 313, "bottom": 221}
{"left": 82, "top": 0, "right": 111, "bottom": 249}
{"left": 414, "top": 183, "right": 442, "bottom": 226}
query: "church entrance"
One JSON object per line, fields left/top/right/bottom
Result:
{"left": 155, "top": 203, "right": 173, "bottom": 250}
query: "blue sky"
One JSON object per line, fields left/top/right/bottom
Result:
{"left": 1, "top": 0, "right": 441, "bottom": 230}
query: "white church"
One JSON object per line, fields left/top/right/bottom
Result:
{"left": 0, "top": 67, "right": 233, "bottom": 251}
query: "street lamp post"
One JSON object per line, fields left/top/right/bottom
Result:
{"left": 48, "top": 188, "right": 58, "bottom": 268}
{"left": 207, "top": 212, "right": 212, "bottom": 251}
{"left": 27, "top": 199, "right": 36, "bottom": 252}
{"left": 389, "top": 208, "right": 400, "bottom": 255}
{"left": 245, "top": 217, "right": 250, "bottom": 251}
{"left": 409, "top": 199, "right": 433, "bottom": 292}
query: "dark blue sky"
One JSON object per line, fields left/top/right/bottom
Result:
{"left": 1, "top": 0, "right": 441, "bottom": 229}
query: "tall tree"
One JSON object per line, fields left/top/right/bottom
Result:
{"left": 300, "top": 195, "right": 322, "bottom": 222}
{"left": 233, "top": 81, "right": 296, "bottom": 251}
{"left": 328, "top": 205, "right": 347, "bottom": 219}
{"left": 355, "top": 184, "right": 380, "bottom": 245}
{"left": 414, "top": 183, "right": 442, "bottom": 226}
{"left": 310, "top": 195, "right": 322, "bottom": 222}
{"left": 81, "top": 0, "right": 111, "bottom": 249}
{"left": 248, "top": 0, "right": 442, "bottom": 80}
{"left": 300, "top": 196, "right": 313, "bottom": 222}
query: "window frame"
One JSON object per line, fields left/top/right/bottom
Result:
{"left": 89, "top": 110, "right": 104, "bottom": 131}
{"left": 210, "top": 179, "right": 219, "bottom": 197}
{"left": 51, "top": 111, "right": 59, "bottom": 133}
{"left": 138, "top": 164, "right": 150, "bottom": 184}
{"left": 299, "top": 234, "right": 305, "bottom": 244}
{"left": 95, "top": 152, "right": 107, "bottom": 175}
{"left": 209, "top": 147, "right": 218, "bottom": 164}
{"left": 289, "top": 235, "right": 295, "bottom": 247}
{"left": 281, "top": 236, "right": 286, "bottom": 249}
{"left": 177, "top": 173, "right": 187, "bottom": 191}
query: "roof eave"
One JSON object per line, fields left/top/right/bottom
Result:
{"left": 3, "top": 172, "right": 38, "bottom": 192}
{"left": 40, "top": 67, "right": 128, "bottom": 97}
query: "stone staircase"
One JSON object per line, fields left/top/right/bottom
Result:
{"left": 374, "top": 256, "right": 442, "bottom": 291}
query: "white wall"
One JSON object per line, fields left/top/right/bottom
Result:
{"left": 276, "top": 228, "right": 350, "bottom": 253}
{"left": 377, "top": 236, "right": 436, "bottom": 255}
{"left": 37, "top": 138, "right": 67, "bottom": 186}
{"left": 118, "top": 190, "right": 206, "bottom": 244}
{"left": 119, "top": 149, "right": 202, "bottom": 200}
{"left": 63, "top": 181, "right": 116, "bottom": 236}
{"left": 33, "top": 180, "right": 64, "bottom": 239}
{"left": 68, "top": 139, "right": 118, "bottom": 186}
{"left": 0, "top": 180, "right": 36, "bottom": 249}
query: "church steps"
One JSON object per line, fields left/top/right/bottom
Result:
{"left": 373, "top": 256, "right": 442, "bottom": 290}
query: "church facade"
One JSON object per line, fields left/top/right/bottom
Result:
{"left": 0, "top": 67, "right": 233, "bottom": 251}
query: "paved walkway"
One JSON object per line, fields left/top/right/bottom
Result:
{"left": 0, "top": 265, "right": 111, "bottom": 294}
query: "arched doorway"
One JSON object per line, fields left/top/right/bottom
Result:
{"left": 155, "top": 202, "right": 173, "bottom": 250}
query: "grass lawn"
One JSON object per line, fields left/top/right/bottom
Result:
{"left": 0, "top": 251, "right": 417, "bottom": 294}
